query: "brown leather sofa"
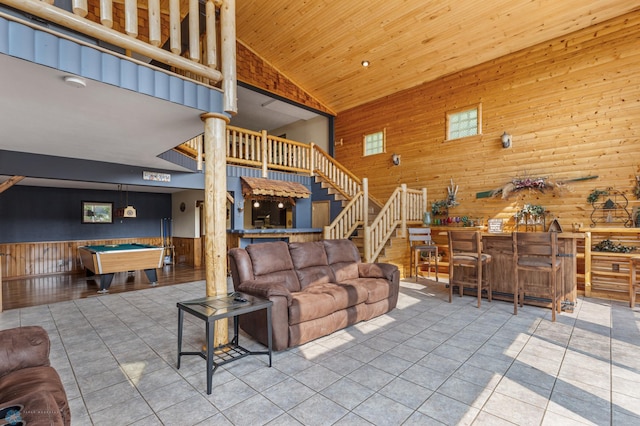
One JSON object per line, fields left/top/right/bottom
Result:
{"left": 0, "top": 326, "right": 70, "bottom": 425}
{"left": 228, "top": 239, "right": 400, "bottom": 351}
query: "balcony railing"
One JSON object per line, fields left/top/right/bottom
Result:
{"left": 1, "top": 0, "right": 237, "bottom": 112}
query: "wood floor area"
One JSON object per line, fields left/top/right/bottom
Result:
{"left": 2, "top": 265, "right": 207, "bottom": 311}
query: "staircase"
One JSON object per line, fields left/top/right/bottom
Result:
{"left": 171, "top": 126, "right": 427, "bottom": 263}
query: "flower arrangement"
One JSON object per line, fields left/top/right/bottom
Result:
{"left": 513, "top": 177, "right": 546, "bottom": 191}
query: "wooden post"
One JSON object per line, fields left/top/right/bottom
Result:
{"left": 124, "top": 0, "right": 138, "bottom": 37}
{"left": 201, "top": 112, "right": 230, "bottom": 346}
{"left": 100, "top": 0, "right": 113, "bottom": 28}
{"left": 400, "top": 184, "right": 408, "bottom": 238}
{"left": 422, "top": 188, "right": 428, "bottom": 217}
{"left": 169, "top": 0, "right": 180, "bottom": 54}
{"left": 72, "top": 0, "right": 88, "bottom": 17}
{"left": 188, "top": 0, "right": 200, "bottom": 61}
{"left": 196, "top": 134, "right": 203, "bottom": 171}
{"left": 220, "top": 0, "right": 237, "bottom": 114}
{"left": 584, "top": 231, "right": 592, "bottom": 297}
{"left": 205, "top": 0, "right": 217, "bottom": 67}
{"left": 148, "top": 0, "right": 161, "bottom": 46}
{"left": 309, "top": 143, "right": 316, "bottom": 176}
{"left": 261, "top": 130, "right": 268, "bottom": 177}
{"left": 363, "top": 178, "right": 370, "bottom": 262}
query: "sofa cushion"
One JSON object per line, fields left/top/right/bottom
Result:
{"left": 289, "top": 241, "right": 329, "bottom": 269}
{"left": 288, "top": 287, "right": 337, "bottom": 325}
{"left": 323, "top": 240, "right": 361, "bottom": 281}
{"left": 340, "top": 278, "right": 395, "bottom": 304}
{"left": 289, "top": 242, "right": 336, "bottom": 289}
{"left": 288, "top": 282, "right": 369, "bottom": 325}
{"left": 246, "top": 241, "right": 301, "bottom": 292}
{"left": 0, "top": 326, "right": 50, "bottom": 378}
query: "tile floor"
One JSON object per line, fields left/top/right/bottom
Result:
{"left": 1, "top": 279, "right": 640, "bottom": 425}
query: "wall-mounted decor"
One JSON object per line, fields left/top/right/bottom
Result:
{"left": 587, "top": 187, "right": 632, "bottom": 227}
{"left": 476, "top": 174, "right": 598, "bottom": 199}
{"left": 82, "top": 201, "right": 113, "bottom": 224}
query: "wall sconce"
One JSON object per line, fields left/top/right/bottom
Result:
{"left": 501, "top": 132, "right": 512, "bottom": 149}
{"left": 391, "top": 153, "right": 401, "bottom": 166}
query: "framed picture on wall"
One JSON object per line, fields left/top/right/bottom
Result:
{"left": 82, "top": 201, "right": 113, "bottom": 224}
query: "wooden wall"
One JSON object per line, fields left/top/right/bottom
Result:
{"left": 334, "top": 11, "right": 640, "bottom": 231}
{"left": 0, "top": 238, "right": 162, "bottom": 279}
{"left": 237, "top": 43, "right": 334, "bottom": 115}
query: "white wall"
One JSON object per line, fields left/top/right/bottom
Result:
{"left": 270, "top": 116, "right": 330, "bottom": 152}
{"left": 171, "top": 190, "right": 204, "bottom": 238}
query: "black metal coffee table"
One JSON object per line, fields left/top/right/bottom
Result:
{"left": 176, "top": 292, "right": 272, "bottom": 394}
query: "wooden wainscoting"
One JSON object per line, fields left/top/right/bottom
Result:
{"left": 0, "top": 238, "right": 163, "bottom": 280}
{"left": 173, "top": 237, "right": 203, "bottom": 267}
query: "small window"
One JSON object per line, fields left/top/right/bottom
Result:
{"left": 447, "top": 105, "right": 481, "bottom": 140}
{"left": 363, "top": 129, "right": 385, "bottom": 156}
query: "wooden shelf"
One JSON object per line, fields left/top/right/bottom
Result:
{"left": 585, "top": 228, "right": 640, "bottom": 299}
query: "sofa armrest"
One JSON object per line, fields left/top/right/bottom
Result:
{"left": 358, "top": 262, "right": 398, "bottom": 281}
{"left": 238, "top": 280, "right": 293, "bottom": 306}
{"left": 0, "top": 326, "right": 50, "bottom": 378}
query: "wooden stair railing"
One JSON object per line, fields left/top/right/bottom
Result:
{"left": 364, "top": 185, "right": 427, "bottom": 262}
{"left": 311, "top": 145, "right": 361, "bottom": 200}
{"left": 322, "top": 191, "right": 366, "bottom": 241}
{"left": 174, "top": 127, "right": 428, "bottom": 261}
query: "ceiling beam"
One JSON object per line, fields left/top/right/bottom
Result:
{"left": 0, "top": 176, "right": 25, "bottom": 194}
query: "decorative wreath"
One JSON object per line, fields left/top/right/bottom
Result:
{"left": 491, "top": 177, "right": 569, "bottom": 200}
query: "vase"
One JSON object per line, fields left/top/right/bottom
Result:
{"left": 423, "top": 212, "right": 432, "bottom": 226}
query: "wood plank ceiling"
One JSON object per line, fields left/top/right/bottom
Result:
{"left": 236, "top": 0, "right": 640, "bottom": 114}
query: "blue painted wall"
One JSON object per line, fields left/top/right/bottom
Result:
{"left": 0, "top": 186, "right": 171, "bottom": 243}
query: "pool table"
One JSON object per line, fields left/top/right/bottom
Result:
{"left": 78, "top": 243, "right": 165, "bottom": 293}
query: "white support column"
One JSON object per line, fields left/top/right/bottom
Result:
{"left": 201, "top": 112, "right": 230, "bottom": 346}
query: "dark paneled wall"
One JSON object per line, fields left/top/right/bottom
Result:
{"left": 0, "top": 186, "right": 171, "bottom": 243}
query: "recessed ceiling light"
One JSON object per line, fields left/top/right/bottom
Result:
{"left": 63, "top": 76, "right": 86, "bottom": 88}
{"left": 361, "top": 60, "right": 370, "bottom": 67}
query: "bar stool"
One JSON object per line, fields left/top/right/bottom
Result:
{"left": 408, "top": 227, "right": 438, "bottom": 283}
{"left": 448, "top": 230, "right": 492, "bottom": 307}
{"left": 513, "top": 232, "right": 562, "bottom": 321}
{"left": 630, "top": 256, "right": 640, "bottom": 308}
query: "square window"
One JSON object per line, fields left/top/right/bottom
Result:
{"left": 447, "top": 105, "right": 481, "bottom": 140}
{"left": 363, "top": 130, "right": 385, "bottom": 156}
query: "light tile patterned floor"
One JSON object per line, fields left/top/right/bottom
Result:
{"left": 1, "top": 279, "right": 640, "bottom": 425}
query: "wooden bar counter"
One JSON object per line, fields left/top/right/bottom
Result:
{"left": 435, "top": 228, "right": 581, "bottom": 310}
{"left": 480, "top": 232, "right": 580, "bottom": 310}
